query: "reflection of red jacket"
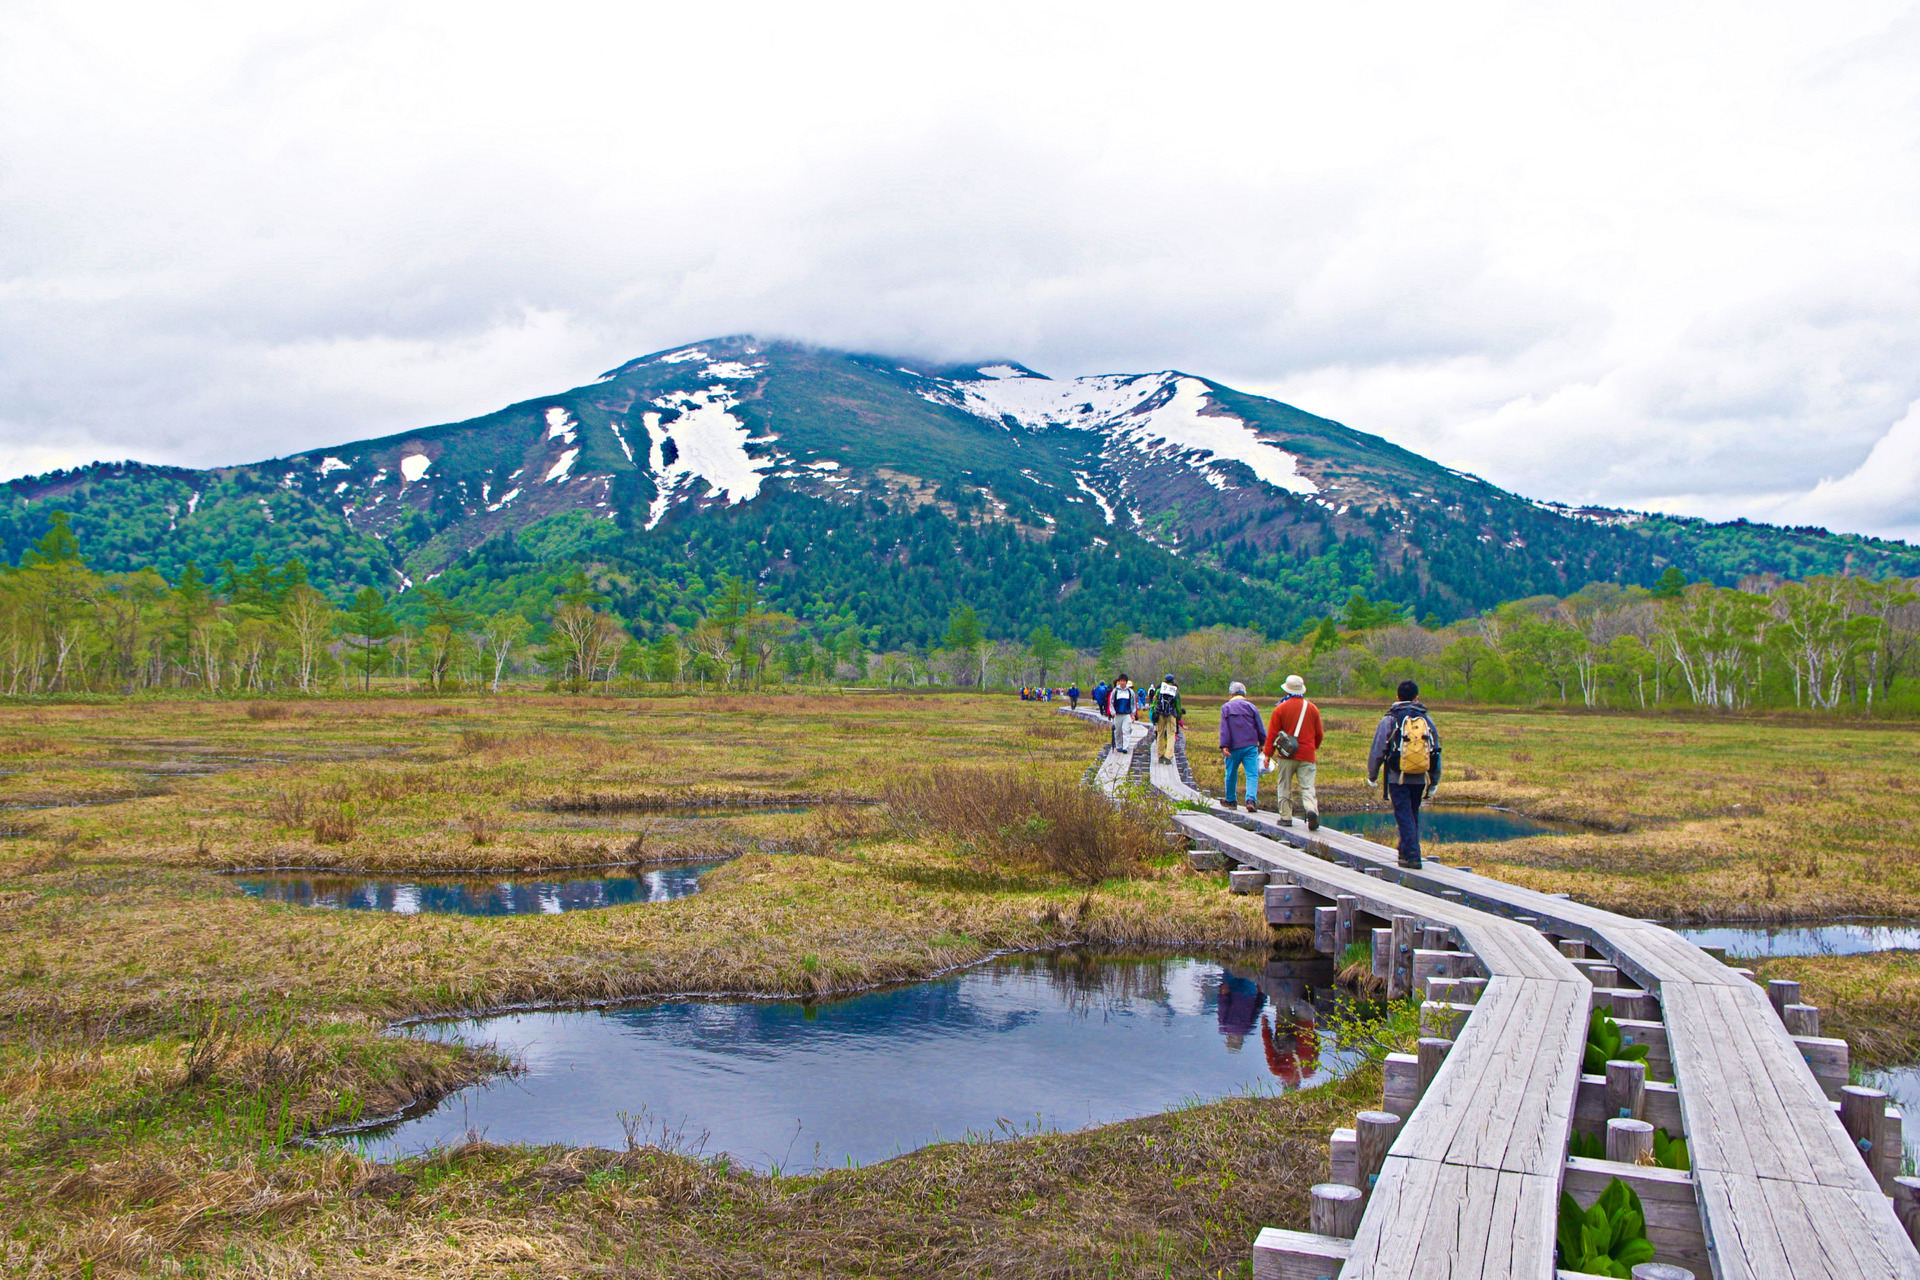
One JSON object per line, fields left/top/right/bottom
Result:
{"left": 1264, "top": 697, "right": 1325, "bottom": 764}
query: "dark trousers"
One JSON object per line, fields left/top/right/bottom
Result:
{"left": 1388, "top": 782, "right": 1425, "bottom": 866}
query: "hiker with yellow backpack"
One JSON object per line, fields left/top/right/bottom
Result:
{"left": 1367, "top": 679, "right": 1442, "bottom": 869}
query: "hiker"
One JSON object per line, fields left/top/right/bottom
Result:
{"left": 1108, "top": 674, "right": 1138, "bottom": 753}
{"left": 1367, "top": 679, "right": 1442, "bottom": 868}
{"left": 1067, "top": 683, "right": 1081, "bottom": 710}
{"left": 1150, "top": 672, "right": 1184, "bottom": 764}
{"left": 1218, "top": 681, "right": 1264, "bottom": 812}
{"left": 1092, "top": 678, "right": 1109, "bottom": 717}
{"left": 1262, "top": 674, "right": 1325, "bottom": 830}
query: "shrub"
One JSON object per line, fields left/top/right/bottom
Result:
{"left": 245, "top": 703, "right": 288, "bottom": 721}
{"left": 465, "top": 813, "right": 497, "bottom": 847}
{"left": 884, "top": 766, "right": 1176, "bottom": 885}
{"left": 313, "top": 805, "right": 358, "bottom": 844}
{"left": 266, "top": 788, "right": 309, "bottom": 827}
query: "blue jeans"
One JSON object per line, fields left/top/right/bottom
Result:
{"left": 1223, "top": 746, "right": 1260, "bottom": 805}
{"left": 1389, "top": 782, "right": 1425, "bottom": 865}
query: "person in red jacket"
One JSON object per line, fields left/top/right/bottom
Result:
{"left": 1262, "top": 673, "right": 1325, "bottom": 830}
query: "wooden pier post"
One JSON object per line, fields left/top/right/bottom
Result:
{"left": 1606, "top": 1059, "right": 1647, "bottom": 1121}
{"left": 1371, "top": 928, "right": 1393, "bottom": 985}
{"left": 1309, "top": 1183, "right": 1364, "bottom": 1239}
{"left": 1313, "top": 906, "right": 1337, "bottom": 954}
{"left": 1390, "top": 914, "right": 1417, "bottom": 998}
{"left": 1558, "top": 938, "right": 1588, "bottom": 959}
{"left": 1630, "top": 1265, "right": 1696, "bottom": 1280}
{"left": 1840, "top": 1085, "right": 1889, "bottom": 1170}
{"left": 1334, "top": 894, "right": 1358, "bottom": 953}
{"left": 1607, "top": 1117, "right": 1655, "bottom": 1164}
{"left": 1893, "top": 1176, "right": 1920, "bottom": 1247}
{"left": 1767, "top": 979, "right": 1801, "bottom": 1018}
{"left": 1782, "top": 1003, "right": 1821, "bottom": 1036}
{"left": 1355, "top": 1110, "right": 1401, "bottom": 1200}
{"left": 1417, "top": 1036, "right": 1453, "bottom": 1099}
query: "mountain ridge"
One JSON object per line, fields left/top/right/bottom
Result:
{"left": 4, "top": 336, "right": 1916, "bottom": 645}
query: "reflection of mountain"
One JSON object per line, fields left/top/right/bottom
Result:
{"left": 235, "top": 863, "right": 721, "bottom": 915}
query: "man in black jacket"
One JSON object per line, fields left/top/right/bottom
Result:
{"left": 1366, "top": 680, "right": 1441, "bottom": 868}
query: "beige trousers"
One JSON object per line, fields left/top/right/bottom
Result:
{"left": 1156, "top": 718, "right": 1180, "bottom": 762}
{"left": 1271, "top": 760, "right": 1318, "bottom": 820}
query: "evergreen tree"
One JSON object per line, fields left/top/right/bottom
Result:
{"left": 342, "top": 586, "right": 398, "bottom": 691}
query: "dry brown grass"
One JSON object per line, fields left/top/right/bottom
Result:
{"left": 886, "top": 765, "right": 1180, "bottom": 886}
{"left": 1752, "top": 950, "right": 1920, "bottom": 1066}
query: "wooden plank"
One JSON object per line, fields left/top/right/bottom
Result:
{"left": 1695, "top": 1168, "right": 1795, "bottom": 1280}
{"left": 1252, "top": 1227, "right": 1351, "bottom": 1280}
{"left": 1342, "top": 1154, "right": 1443, "bottom": 1277}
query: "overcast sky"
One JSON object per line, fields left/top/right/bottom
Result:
{"left": 4, "top": 1, "right": 1919, "bottom": 539}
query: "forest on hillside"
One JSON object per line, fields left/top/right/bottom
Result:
{"left": 1, "top": 507, "right": 1914, "bottom": 714}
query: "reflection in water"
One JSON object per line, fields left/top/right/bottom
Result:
{"left": 1319, "top": 805, "right": 1576, "bottom": 843}
{"left": 352, "top": 950, "right": 1366, "bottom": 1170}
{"left": 1674, "top": 920, "right": 1920, "bottom": 957}
{"left": 236, "top": 862, "right": 724, "bottom": 916}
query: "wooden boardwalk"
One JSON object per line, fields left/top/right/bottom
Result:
{"left": 1063, "top": 705, "right": 1920, "bottom": 1278}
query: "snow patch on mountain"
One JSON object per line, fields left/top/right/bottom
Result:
{"left": 945, "top": 370, "right": 1320, "bottom": 496}
{"left": 544, "top": 407, "right": 577, "bottom": 443}
{"left": 544, "top": 448, "right": 579, "bottom": 483}
{"left": 400, "top": 454, "right": 432, "bottom": 483}
{"left": 317, "top": 456, "right": 349, "bottom": 476}
{"left": 1073, "top": 472, "right": 1117, "bottom": 525}
{"left": 642, "top": 387, "right": 775, "bottom": 530}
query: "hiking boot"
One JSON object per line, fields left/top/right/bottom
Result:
{"left": 1398, "top": 857, "right": 1422, "bottom": 869}
{"left": 1278, "top": 816, "right": 1295, "bottom": 827}
{"left": 1306, "top": 811, "right": 1320, "bottom": 832}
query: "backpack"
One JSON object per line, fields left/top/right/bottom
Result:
{"left": 1155, "top": 686, "right": 1179, "bottom": 719}
{"left": 1392, "top": 711, "right": 1436, "bottom": 777}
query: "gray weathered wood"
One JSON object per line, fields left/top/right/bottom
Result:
{"left": 1329, "top": 1126, "right": 1356, "bottom": 1187}
{"left": 1355, "top": 1109, "right": 1400, "bottom": 1200}
{"left": 1894, "top": 1176, "right": 1920, "bottom": 1247}
{"left": 1767, "top": 978, "right": 1801, "bottom": 1018}
{"left": 1313, "top": 905, "right": 1337, "bottom": 954}
{"left": 1417, "top": 1036, "right": 1453, "bottom": 1099}
{"left": 1608, "top": 1116, "right": 1655, "bottom": 1163}
{"left": 1371, "top": 927, "right": 1393, "bottom": 982}
{"left": 1309, "top": 1182, "right": 1364, "bottom": 1239}
{"left": 1782, "top": 1002, "right": 1821, "bottom": 1037}
{"left": 1335, "top": 893, "right": 1358, "bottom": 953}
{"left": 1251, "top": 1227, "right": 1350, "bottom": 1280}
{"left": 1607, "top": 1058, "right": 1648, "bottom": 1122}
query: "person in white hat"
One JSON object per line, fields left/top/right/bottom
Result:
{"left": 1262, "top": 673, "right": 1325, "bottom": 829}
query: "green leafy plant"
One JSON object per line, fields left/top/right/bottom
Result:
{"left": 1567, "top": 1126, "right": 1689, "bottom": 1171}
{"left": 1557, "top": 1178, "right": 1655, "bottom": 1277}
{"left": 1584, "top": 1008, "right": 1650, "bottom": 1074}
{"left": 1651, "top": 1127, "right": 1689, "bottom": 1171}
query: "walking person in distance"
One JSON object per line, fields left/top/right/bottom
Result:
{"left": 1067, "top": 682, "right": 1081, "bottom": 711}
{"left": 1218, "top": 681, "right": 1264, "bottom": 813}
{"left": 1150, "top": 673, "right": 1184, "bottom": 765}
{"left": 1108, "top": 674, "right": 1138, "bottom": 754}
{"left": 1262, "top": 673, "right": 1324, "bottom": 830}
{"left": 1367, "top": 680, "right": 1441, "bottom": 868}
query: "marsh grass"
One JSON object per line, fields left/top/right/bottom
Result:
{"left": 1752, "top": 950, "right": 1920, "bottom": 1066}
{"left": 885, "top": 765, "right": 1179, "bottom": 886}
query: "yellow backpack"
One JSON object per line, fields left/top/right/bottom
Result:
{"left": 1396, "top": 713, "right": 1434, "bottom": 777}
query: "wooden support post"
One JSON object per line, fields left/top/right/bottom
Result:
{"left": 1390, "top": 913, "right": 1416, "bottom": 999}
{"left": 1782, "top": 1003, "right": 1821, "bottom": 1036}
{"left": 1313, "top": 906, "right": 1337, "bottom": 954}
{"left": 1363, "top": 867, "right": 1386, "bottom": 880}
{"left": 1457, "top": 977, "right": 1487, "bottom": 1003}
{"left": 1355, "top": 1110, "right": 1400, "bottom": 1200}
{"left": 1892, "top": 1176, "right": 1920, "bottom": 1247}
{"left": 1426, "top": 977, "right": 1460, "bottom": 1003}
{"left": 1612, "top": 990, "right": 1659, "bottom": 1021}
{"left": 1589, "top": 964, "right": 1619, "bottom": 990}
{"left": 1371, "top": 928, "right": 1392, "bottom": 984}
{"left": 1420, "top": 1001, "right": 1471, "bottom": 1039}
{"left": 1334, "top": 894, "right": 1358, "bottom": 953}
{"left": 1767, "top": 978, "right": 1801, "bottom": 1018}
{"left": 1439, "top": 889, "right": 1464, "bottom": 904}
{"left": 1417, "top": 1036, "right": 1453, "bottom": 1098}
{"left": 1607, "top": 1117, "right": 1655, "bottom": 1164}
{"left": 1630, "top": 1265, "right": 1696, "bottom": 1280}
{"left": 1840, "top": 1085, "right": 1888, "bottom": 1172}
{"left": 1308, "top": 1183, "right": 1363, "bottom": 1239}
{"left": 1558, "top": 938, "right": 1588, "bottom": 959}
{"left": 1606, "top": 1059, "right": 1647, "bottom": 1121}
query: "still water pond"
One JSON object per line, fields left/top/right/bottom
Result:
{"left": 1319, "top": 805, "right": 1575, "bottom": 844}
{"left": 237, "top": 861, "right": 724, "bottom": 916}
{"left": 352, "top": 951, "right": 1363, "bottom": 1170}
{"left": 1673, "top": 920, "right": 1920, "bottom": 957}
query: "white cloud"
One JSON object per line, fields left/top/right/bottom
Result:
{"left": 0, "top": 0, "right": 1917, "bottom": 538}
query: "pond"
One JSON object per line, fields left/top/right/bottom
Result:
{"left": 1318, "top": 805, "right": 1577, "bottom": 844}
{"left": 1672, "top": 920, "right": 1920, "bottom": 957}
{"left": 348, "top": 950, "right": 1367, "bottom": 1171}
{"left": 236, "top": 861, "right": 725, "bottom": 916}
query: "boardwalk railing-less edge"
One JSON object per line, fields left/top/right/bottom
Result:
{"left": 1063, "top": 706, "right": 1920, "bottom": 1279}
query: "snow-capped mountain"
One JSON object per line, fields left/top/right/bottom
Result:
{"left": 4, "top": 335, "right": 1914, "bottom": 614}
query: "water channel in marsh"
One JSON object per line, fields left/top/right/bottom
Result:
{"left": 1318, "top": 805, "right": 1580, "bottom": 844}
{"left": 349, "top": 949, "right": 1370, "bottom": 1171}
{"left": 236, "top": 861, "right": 726, "bottom": 915}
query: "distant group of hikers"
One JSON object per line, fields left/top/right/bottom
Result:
{"left": 1017, "top": 686, "right": 1064, "bottom": 702}
{"left": 1083, "top": 673, "right": 1441, "bottom": 869}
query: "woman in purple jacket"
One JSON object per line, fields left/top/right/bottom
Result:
{"left": 1218, "top": 681, "right": 1264, "bottom": 812}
